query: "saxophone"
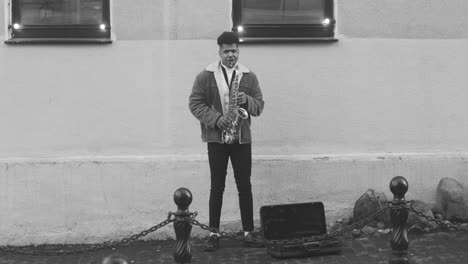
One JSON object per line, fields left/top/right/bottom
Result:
{"left": 222, "top": 71, "right": 249, "bottom": 144}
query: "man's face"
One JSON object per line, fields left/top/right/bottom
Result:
{"left": 219, "top": 43, "right": 239, "bottom": 68}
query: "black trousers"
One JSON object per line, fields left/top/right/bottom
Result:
{"left": 207, "top": 142, "right": 253, "bottom": 231}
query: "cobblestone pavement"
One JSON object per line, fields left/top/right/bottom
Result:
{"left": 1, "top": 232, "right": 467, "bottom": 264}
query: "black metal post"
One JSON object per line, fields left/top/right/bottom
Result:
{"left": 173, "top": 187, "right": 193, "bottom": 264}
{"left": 389, "top": 176, "right": 409, "bottom": 264}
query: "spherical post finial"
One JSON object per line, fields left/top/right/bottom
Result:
{"left": 172, "top": 187, "right": 194, "bottom": 263}
{"left": 174, "top": 187, "right": 193, "bottom": 212}
{"left": 389, "top": 176, "right": 408, "bottom": 200}
{"left": 389, "top": 176, "right": 410, "bottom": 264}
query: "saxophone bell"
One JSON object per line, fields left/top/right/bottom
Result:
{"left": 237, "top": 107, "right": 249, "bottom": 120}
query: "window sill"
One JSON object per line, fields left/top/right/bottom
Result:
{"left": 4, "top": 38, "right": 113, "bottom": 45}
{"left": 239, "top": 37, "right": 339, "bottom": 44}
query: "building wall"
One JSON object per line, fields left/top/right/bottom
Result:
{"left": 1, "top": 0, "right": 468, "bottom": 245}
{"left": 339, "top": 0, "right": 468, "bottom": 38}
{"left": 112, "top": 0, "right": 231, "bottom": 40}
{"left": 3, "top": 39, "right": 468, "bottom": 157}
{"left": 5, "top": 0, "right": 468, "bottom": 40}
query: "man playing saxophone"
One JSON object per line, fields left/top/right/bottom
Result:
{"left": 189, "top": 31, "right": 264, "bottom": 252}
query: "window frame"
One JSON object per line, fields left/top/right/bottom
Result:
{"left": 5, "top": 0, "right": 112, "bottom": 44}
{"left": 232, "top": 0, "right": 336, "bottom": 41}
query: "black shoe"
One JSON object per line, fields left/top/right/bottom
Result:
{"left": 204, "top": 235, "right": 220, "bottom": 252}
{"left": 242, "top": 232, "right": 265, "bottom": 248}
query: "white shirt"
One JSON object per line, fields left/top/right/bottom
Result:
{"left": 221, "top": 62, "right": 238, "bottom": 86}
{"left": 220, "top": 62, "right": 239, "bottom": 114}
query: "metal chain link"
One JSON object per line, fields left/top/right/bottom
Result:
{"left": 188, "top": 205, "right": 403, "bottom": 246}
{"left": 0, "top": 214, "right": 175, "bottom": 256}
{"left": 6, "top": 201, "right": 453, "bottom": 255}
{"left": 407, "top": 200, "right": 468, "bottom": 232}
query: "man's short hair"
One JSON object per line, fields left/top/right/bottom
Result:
{"left": 217, "top": 31, "right": 240, "bottom": 46}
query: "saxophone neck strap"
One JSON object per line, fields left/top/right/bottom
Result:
{"left": 221, "top": 67, "right": 236, "bottom": 91}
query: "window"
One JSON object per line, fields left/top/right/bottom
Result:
{"left": 6, "top": 0, "right": 111, "bottom": 44}
{"left": 232, "top": 0, "right": 335, "bottom": 41}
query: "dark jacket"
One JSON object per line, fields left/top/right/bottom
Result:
{"left": 189, "top": 61, "right": 264, "bottom": 143}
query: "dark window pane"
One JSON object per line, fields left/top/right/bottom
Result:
{"left": 242, "top": 0, "right": 326, "bottom": 24}
{"left": 18, "top": 0, "right": 104, "bottom": 25}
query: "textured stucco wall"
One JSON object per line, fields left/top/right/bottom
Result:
{"left": 4, "top": 0, "right": 468, "bottom": 40}
{"left": 111, "top": 0, "right": 468, "bottom": 39}
{"left": 338, "top": 0, "right": 468, "bottom": 38}
{"left": 2, "top": 39, "right": 468, "bottom": 158}
{"left": 0, "top": 0, "right": 232, "bottom": 41}
{"left": 113, "top": 0, "right": 468, "bottom": 39}
{"left": 1, "top": 0, "right": 6, "bottom": 37}
{"left": 112, "top": 0, "right": 231, "bottom": 40}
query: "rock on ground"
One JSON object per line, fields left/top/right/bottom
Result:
{"left": 435, "top": 177, "right": 468, "bottom": 223}
{"left": 353, "top": 189, "right": 391, "bottom": 227}
{"left": 408, "top": 200, "right": 435, "bottom": 230}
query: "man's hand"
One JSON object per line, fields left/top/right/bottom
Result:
{"left": 237, "top": 92, "right": 247, "bottom": 105}
{"left": 216, "top": 116, "right": 230, "bottom": 130}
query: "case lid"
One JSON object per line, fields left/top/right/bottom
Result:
{"left": 260, "top": 202, "right": 327, "bottom": 240}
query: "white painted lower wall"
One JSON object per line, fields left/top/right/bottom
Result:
{"left": 1, "top": 153, "right": 468, "bottom": 245}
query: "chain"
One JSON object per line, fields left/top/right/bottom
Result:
{"left": 186, "top": 202, "right": 464, "bottom": 247}
{"left": 189, "top": 205, "right": 401, "bottom": 246}
{"left": 6, "top": 202, "right": 454, "bottom": 255}
{"left": 407, "top": 200, "right": 468, "bottom": 232}
{"left": 0, "top": 215, "right": 175, "bottom": 256}
{"left": 326, "top": 205, "right": 392, "bottom": 238}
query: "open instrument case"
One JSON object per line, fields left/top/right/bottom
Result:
{"left": 260, "top": 202, "right": 342, "bottom": 259}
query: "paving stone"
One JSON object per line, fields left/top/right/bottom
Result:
{"left": 1, "top": 232, "right": 468, "bottom": 263}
